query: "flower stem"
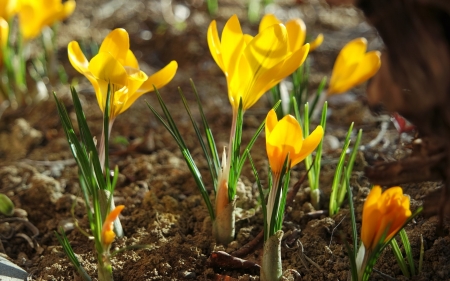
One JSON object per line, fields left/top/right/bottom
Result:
{"left": 260, "top": 230, "right": 283, "bottom": 281}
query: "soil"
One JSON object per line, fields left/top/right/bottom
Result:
{"left": 1, "top": 0, "right": 449, "bottom": 280}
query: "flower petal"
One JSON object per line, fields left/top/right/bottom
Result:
{"left": 259, "top": 14, "right": 281, "bottom": 33}
{"left": 99, "top": 28, "right": 130, "bottom": 65}
{"left": 207, "top": 20, "right": 225, "bottom": 72}
{"left": 285, "top": 19, "right": 306, "bottom": 52}
{"left": 291, "top": 125, "right": 323, "bottom": 167}
{"left": 101, "top": 205, "right": 125, "bottom": 246}
{"left": 309, "top": 33, "right": 324, "bottom": 51}
{"left": 361, "top": 185, "right": 382, "bottom": 250}
{"left": 116, "top": 68, "right": 148, "bottom": 114}
{"left": 249, "top": 43, "right": 309, "bottom": 103}
{"left": 0, "top": 17, "right": 8, "bottom": 48}
{"left": 265, "top": 109, "right": 278, "bottom": 138}
{"left": 68, "top": 41, "right": 90, "bottom": 74}
{"left": 244, "top": 23, "right": 288, "bottom": 79}
{"left": 88, "top": 52, "right": 128, "bottom": 87}
{"left": 124, "top": 49, "right": 139, "bottom": 69}
{"left": 136, "top": 60, "right": 178, "bottom": 95}
{"left": 221, "top": 15, "right": 246, "bottom": 77}
{"left": 266, "top": 114, "right": 303, "bottom": 173}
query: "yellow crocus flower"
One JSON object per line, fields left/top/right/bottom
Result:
{"left": 265, "top": 109, "right": 323, "bottom": 174}
{"left": 361, "top": 185, "right": 411, "bottom": 251}
{"left": 101, "top": 205, "right": 124, "bottom": 248}
{"left": 207, "top": 15, "right": 309, "bottom": 111}
{"left": 14, "top": 0, "right": 76, "bottom": 40}
{"left": 259, "top": 14, "right": 323, "bottom": 52}
{"left": 68, "top": 28, "right": 178, "bottom": 119}
{"left": 328, "top": 38, "right": 381, "bottom": 95}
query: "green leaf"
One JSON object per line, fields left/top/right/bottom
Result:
{"left": 55, "top": 229, "right": 92, "bottom": 281}
{"left": 329, "top": 122, "right": 354, "bottom": 216}
{"left": 390, "top": 237, "right": 410, "bottom": 278}
{"left": 146, "top": 90, "right": 215, "bottom": 220}
{"left": 400, "top": 229, "right": 415, "bottom": 276}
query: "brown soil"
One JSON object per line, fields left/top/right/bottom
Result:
{"left": 1, "top": 0, "right": 449, "bottom": 280}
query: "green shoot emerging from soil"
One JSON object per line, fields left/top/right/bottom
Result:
{"left": 54, "top": 86, "right": 124, "bottom": 281}
{"left": 147, "top": 80, "right": 269, "bottom": 245}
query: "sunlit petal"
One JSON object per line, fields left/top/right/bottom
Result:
{"left": 137, "top": 60, "right": 178, "bottom": 95}
{"left": 0, "top": 17, "right": 8, "bottom": 48}
{"left": 265, "top": 109, "right": 278, "bottom": 138}
{"left": 292, "top": 125, "right": 323, "bottom": 166}
{"left": 266, "top": 114, "right": 303, "bottom": 173}
{"left": 221, "top": 15, "right": 245, "bottom": 75}
{"left": 99, "top": 28, "right": 130, "bottom": 64}
{"left": 285, "top": 19, "right": 306, "bottom": 52}
{"left": 259, "top": 14, "right": 281, "bottom": 33}
{"left": 124, "top": 50, "right": 139, "bottom": 69}
{"left": 207, "top": 20, "right": 224, "bottom": 72}
{"left": 68, "top": 41, "right": 90, "bottom": 74}
{"left": 89, "top": 52, "right": 128, "bottom": 88}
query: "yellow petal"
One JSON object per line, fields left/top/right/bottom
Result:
{"left": 259, "top": 14, "right": 281, "bottom": 33}
{"left": 207, "top": 20, "right": 224, "bottom": 72}
{"left": 88, "top": 52, "right": 128, "bottom": 87}
{"left": 265, "top": 109, "right": 278, "bottom": 139}
{"left": 0, "top": 17, "right": 8, "bottom": 48}
{"left": 244, "top": 23, "right": 288, "bottom": 78}
{"left": 136, "top": 60, "right": 178, "bottom": 95}
{"left": 309, "top": 33, "right": 323, "bottom": 51}
{"left": 61, "top": 0, "right": 76, "bottom": 19}
{"left": 115, "top": 67, "right": 148, "bottom": 114}
{"left": 342, "top": 51, "right": 381, "bottom": 92}
{"left": 249, "top": 43, "right": 309, "bottom": 102}
{"left": 285, "top": 19, "right": 306, "bottom": 52}
{"left": 291, "top": 125, "right": 323, "bottom": 167}
{"left": 99, "top": 28, "right": 130, "bottom": 65}
{"left": 68, "top": 41, "right": 90, "bottom": 74}
{"left": 266, "top": 114, "right": 303, "bottom": 173}
{"left": 221, "top": 15, "right": 245, "bottom": 77}
{"left": 361, "top": 185, "right": 382, "bottom": 249}
{"left": 124, "top": 49, "right": 139, "bottom": 69}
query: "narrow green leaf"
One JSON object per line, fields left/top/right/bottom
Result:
{"left": 390, "top": 238, "right": 410, "bottom": 278}
{"left": 55, "top": 229, "right": 92, "bottom": 281}
{"left": 247, "top": 151, "right": 268, "bottom": 241}
{"left": 179, "top": 87, "right": 218, "bottom": 192}
{"left": 329, "top": 122, "right": 354, "bottom": 215}
{"left": 400, "top": 229, "right": 415, "bottom": 276}
{"left": 191, "top": 80, "right": 220, "bottom": 189}
{"left": 309, "top": 77, "right": 327, "bottom": 118}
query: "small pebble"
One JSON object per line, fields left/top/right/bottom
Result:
{"left": 179, "top": 270, "right": 196, "bottom": 279}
